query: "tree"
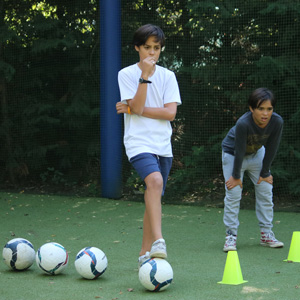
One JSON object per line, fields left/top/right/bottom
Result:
{"left": 0, "top": 0, "right": 100, "bottom": 190}
{"left": 1, "top": 0, "right": 299, "bottom": 201}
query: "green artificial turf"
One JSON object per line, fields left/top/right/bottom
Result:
{"left": 0, "top": 191, "right": 300, "bottom": 300}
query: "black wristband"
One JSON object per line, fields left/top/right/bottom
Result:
{"left": 139, "top": 78, "right": 152, "bottom": 84}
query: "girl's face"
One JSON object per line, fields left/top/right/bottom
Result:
{"left": 135, "top": 36, "right": 162, "bottom": 63}
{"left": 250, "top": 100, "right": 274, "bottom": 128}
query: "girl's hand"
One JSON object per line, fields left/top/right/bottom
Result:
{"left": 226, "top": 176, "right": 243, "bottom": 190}
{"left": 257, "top": 175, "right": 273, "bottom": 185}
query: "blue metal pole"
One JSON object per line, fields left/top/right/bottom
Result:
{"left": 100, "top": 0, "right": 122, "bottom": 198}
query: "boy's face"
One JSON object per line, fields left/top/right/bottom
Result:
{"left": 135, "top": 36, "right": 162, "bottom": 63}
{"left": 249, "top": 100, "right": 274, "bottom": 128}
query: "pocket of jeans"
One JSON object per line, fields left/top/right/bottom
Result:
{"left": 222, "top": 152, "right": 231, "bottom": 165}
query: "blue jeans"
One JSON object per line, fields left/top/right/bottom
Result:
{"left": 222, "top": 147, "right": 273, "bottom": 235}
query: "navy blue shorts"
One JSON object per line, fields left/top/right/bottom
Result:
{"left": 130, "top": 153, "right": 173, "bottom": 195}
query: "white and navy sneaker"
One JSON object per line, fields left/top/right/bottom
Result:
{"left": 138, "top": 251, "right": 150, "bottom": 269}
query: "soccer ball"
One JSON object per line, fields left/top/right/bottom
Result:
{"left": 2, "top": 238, "right": 35, "bottom": 270}
{"left": 139, "top": 258, "right": 173, "bottom": 291}
{"left": 74, "top": 247, "right": 108, "bottom": 279}
{"left": 36, "top": 242, "right": 69, "bottom": 275}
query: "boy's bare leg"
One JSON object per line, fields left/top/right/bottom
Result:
{"left": 140, "top": 210, "right": 152, "bottom": 256}
{"left": 140, "top": 172, "right": 163, "bottom": 256}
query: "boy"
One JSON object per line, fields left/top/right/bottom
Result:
{"left": 221, "top": 88, "right": 284, "bottom": 252}
{"left": 116, "top": 24, "right": 181, "bottom": 267}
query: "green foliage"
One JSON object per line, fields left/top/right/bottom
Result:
{"left": 125, "top": 169, "right": 144, "bottom": 194}
{"left": 40, "top": 167, "right": 75, "bottom": 186}
{"left": 168, "top": 146, "right": 207, "bottom": 195}
{"left": 0, "top": 0, "right": 299, "bottom": 201}
{"left": 0, "top": 0, "right": 99, "bottom": 188}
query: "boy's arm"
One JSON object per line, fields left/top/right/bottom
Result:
{"left": 127, "top": 57, "right": 156, "bottom": 115}
{"left": 117, "top": 58, "right": 156, "bottom": 116}
{"left": 116, "top": 101, "right": 177, "bottom": 121}
{"left": 140, "top": 103, "right": 177, "bottom": 121}
{"left": 127, "top": 83, "right": 148, "bottom": 116}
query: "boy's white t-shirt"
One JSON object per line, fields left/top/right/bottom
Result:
{"left": 118, "top": 63, "right": 181, "bottom": 160}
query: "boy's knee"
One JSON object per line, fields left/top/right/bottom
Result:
{"left": 145, "top": 172, "right": 163, "bottom": 190}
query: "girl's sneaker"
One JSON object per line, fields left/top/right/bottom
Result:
{"left": 149, "top": 238, "right": 167, "bottom": 259}
{"left": 260, "top": 231, "right": 284, "bottom": 248}
{"left": 223, "top": 232, "right": 237, "bottom": 252}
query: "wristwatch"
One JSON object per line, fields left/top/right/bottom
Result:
{"left": 139, "top": 78, "right": 152, "bottom": 84}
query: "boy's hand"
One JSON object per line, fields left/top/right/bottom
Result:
{"left": 116, "top": 101, "right": 130, "bottom": 114}
{"left": 140, "top": 57, "right": 156, "bottom": 77}
{"left": 257, "top": 175, "right": 273, "bottom": 185}
{"left": 226, "top": 176, "right": 243, "bottom": 190}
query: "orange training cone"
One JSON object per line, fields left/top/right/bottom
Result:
{"left": 218, "top": 251, "right": 248, "bottom": 285}
{"left": 284, "top": 231, "right": 300, "bottom": 263}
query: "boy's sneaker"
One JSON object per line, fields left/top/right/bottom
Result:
{"left": 138, "top": 251, "right": 150, "bottom": 269}
{"left": 223, "top": 231, "right": 237, "bottom": 252}
{"left": 260, "top": 231, "right": 284, "bottom": 248}
{"left": 150, "top": 238, "right": 167, "bottom": 259}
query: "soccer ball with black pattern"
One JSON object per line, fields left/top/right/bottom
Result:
{"left": 139, "top": 258, "right": 173, "bottom": 291}
{"left": 36, "top": 242, "right": 69, "bottom": 275}
{"left": 74, "top": 247, "right": 108, "bottom": 279}
{"left": 2, "top": 238, "right": 35, "bottom": 271}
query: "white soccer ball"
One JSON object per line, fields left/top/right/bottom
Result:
{"left": 74, "top": 247, "right": 108, "bottom": 279}
{"left": 139, "top": 258, "right": 173, "bottom": 291}
{"left": 36, "top": 242, "right": 69, "bottom": 275}
{"left": 2, "top": 238, "right": 35, "bottom": 270}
